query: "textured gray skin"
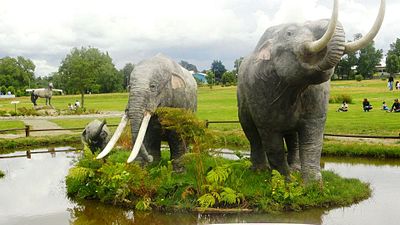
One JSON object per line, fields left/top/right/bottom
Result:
{"left": 31, "top": 83, "right": 53, "bottom": 106}
{"left": 82, "top": 120, "right": 111, "bottom": 154}
{"left": 237, "top": 20, "right": 346, "bottom": 182}
{"left": 128, "top": 54, "right": 197, "bottom": 169}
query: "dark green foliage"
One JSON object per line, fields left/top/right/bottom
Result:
{"left": 0, "top": 170, "right": 4, "bottom": 178}
{"left": 0, "top": 56, "right": 35, "bottom": 92}
{"left": 357, "top": 42, "right": 383, "bottom": 79}
{"left": 221, "top": 71, "right": 237, "bottom": 86}
{"left": 211, "top": 60, "right": 227, "bottom": 82}
{"left": 66, "top": 150, "right": 370, "bottom": 212}
{"left": 386, "top": 38, "right": 400, "bottom": 75}
{"left": 354, "top": 74, "right": 363, "bottom": 82}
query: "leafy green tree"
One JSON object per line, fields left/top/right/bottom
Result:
{"left": 0, "top": 56, "right": 35, "bottom": 91}
{"left": 206, "top": 71, "right": 215, "bottom": 89}
{"left": 386, "top": 53, "right": 400, "bottom": 76}
{"left": 335, "top": 51, "right": 357, "bottom": 79}
{"left": 211, "top": 60, "right": 226, "bottom": 82}
{"left": 386, "top": 38, "right": 400, "bottom": 76}
{"left": 221, "top": 71, "right": 237, "bottom": 86}
{"left": 357, "top": 42, "right": 383, "bottom": 79}
{"left": 58, "top": 47, "right": 119, "bottom": 107}
{"left": 179, "top": 60, "right": 198, "bottom": 73}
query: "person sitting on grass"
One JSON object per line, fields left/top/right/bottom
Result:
{"left": 389, "top": 99, "right": 400, "bottom": 112}
{"left": 363, "top": 98, "right": 373, "bottom": 112}
{"left": 337, "top": 101, "right": 348, "bottom": 112}
{"left": 382, "top": 101, "right": 389, "bottom": 111}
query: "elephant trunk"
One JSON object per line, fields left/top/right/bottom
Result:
{"left": 126, "top": 93, "right": 152, "bottom": 163}
{"left": 316, "top": 24, "right": 345, "bottom": 71}
{"left": 94, "top": 120, "right": 106, "bottom": 138}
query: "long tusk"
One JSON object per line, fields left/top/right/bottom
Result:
{"left": 304, "top": 0, "right": 338, "bottom": 53}
{"left": 127, "top": 112, "right": 151, "bottom": 163}
{"left": 344, "top": 0, "right": 385, "bottom": 53}
{"left": 96, "top": 114, "right": 128, "bottom": 159}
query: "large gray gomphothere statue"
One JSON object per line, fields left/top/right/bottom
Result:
{"left": 97, "top": 54, "right": 197, "bottom": 169}
{"left": 237, "top": 0, "right": 385, "bottom": 182}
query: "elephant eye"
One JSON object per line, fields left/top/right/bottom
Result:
{"left": 150, "top": 84, "right": 157, "bottom": 92}
{"left": 287, "top": 31, "right": 293, "bottom": 36}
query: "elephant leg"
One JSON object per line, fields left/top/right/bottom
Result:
{"left": 239, "top": 108, "right": 268, "bottom": 170}
{"left": 166, "top": 129, "right": 186, "bottom": 171}
{"left": 143, "top": 116, "right": 162, "bottom": 162}
{"left": 298, "top": 118, "right": 324, "bottom": 182}
{"left": 259, "top": 130, "right": 290, "bottom": 176}
{"left": 284, "top": 132, "right": 301, "bottom": 171}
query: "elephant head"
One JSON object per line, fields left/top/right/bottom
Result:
{"left": 253, "top": 0, "right": 385, "bottom": 85}
{"left": 97, "top": 54, "right": 197, "bottom": 163}
{"left": 82, "top": 119, "right": 110, "bottom": 154}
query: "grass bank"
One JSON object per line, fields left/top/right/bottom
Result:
{"left": 66, "top": 149, "right": 370, "bottom": 213}
{"left": 0, "top": 135, "right": 81, "bottom": 154}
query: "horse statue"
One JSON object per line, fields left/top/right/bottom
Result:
{"left": 26, "top": 83, "right": 63, "bottom": 106}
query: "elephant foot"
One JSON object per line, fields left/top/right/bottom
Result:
{"left": 172, "top": 159, "right": 185, "bottom": 173}
{"left": 251, "top": 163, "right": 269, "bottom": 172}
{"left": 301, "top": 169, "right": 322, "bottom": 184}
{"left": 289, "top": 162, "right": 301, "bottom": 172}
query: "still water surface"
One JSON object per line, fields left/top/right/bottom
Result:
{"left": 0, "top": 150, "right": 399, "bottom": 225}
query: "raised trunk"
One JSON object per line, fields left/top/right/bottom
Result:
{"left": 316, "top": 24, "right": 345, "bottom": 71}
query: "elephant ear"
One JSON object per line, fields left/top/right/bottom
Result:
{"left": 171, "top": 73, "right": 186, "bottom": 89}
{"left": 256, "top": 40, "right": 272, "bottom": 61}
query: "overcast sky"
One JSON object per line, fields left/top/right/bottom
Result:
{"left": 0, "top": 0, "right": 397, "bottom": 77}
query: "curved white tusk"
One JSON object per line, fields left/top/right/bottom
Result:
{"left": 127, "top": 112, "right": 151, "bottom": 163}
{"left": 304, "top": 0, "right": 338, "bottom": 53}
{"left": 96, "top": 114, "right": 128, "bottom": 159}
{"left": 344, "top": 0, "right": 386, "bottom": 53}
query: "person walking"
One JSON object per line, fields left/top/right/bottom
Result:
{"left": 388, "top": 75, "right": 394, "bottom": 91}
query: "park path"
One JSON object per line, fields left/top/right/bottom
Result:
{"left": 23, "top": 119, "right": 74, "bottom": 137}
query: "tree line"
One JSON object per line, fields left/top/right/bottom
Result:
{"left": 1, "top": 36, "right": 399, "bottom": 100}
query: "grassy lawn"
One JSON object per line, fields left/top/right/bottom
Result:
{"left": 1, "top": 80, "right": 400, "bottom": 135}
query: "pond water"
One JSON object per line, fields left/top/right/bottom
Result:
{"left": 0, "top": 150, "right": 399, "bottom": 225}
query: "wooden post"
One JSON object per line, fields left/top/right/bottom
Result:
{"left": 26, "top": 150, "right": 31, "bottom": 159}
{"left": 205, "top": 120, "right": 209, "bottom": 128}
{"left": 25, "top": 125, "right": 30, "bottom": 137}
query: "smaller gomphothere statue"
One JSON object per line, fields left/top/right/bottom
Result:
{"left": 26, "top": 83, "right": 63, "bottom": 106}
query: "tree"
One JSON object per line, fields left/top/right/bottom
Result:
{"left": 179, "top": 60, "right": 198, "bottom": 72}
{"left": 211, "top": 60, "right": 226, "bottom": 82}
{"left": 335, "top": 52, "right": 357, "bottom": 79}
{"left": 386, "top": 53, "right": 400, "bottom": 76}
{"left": 357, "top": 42, "right": 383, "bottom": 79}
{"left": 386, "top": 38, "right": 400, "bottom": 76}
{"left": 58, "top": 47, "right": 119, "bottom": 107}
{"left": 120, "top": 63, "right": 135, "bottom": 90}
{"left": 234, "top": 57, "right": 244, "bottom": 75}
{"left": 221, "top": 71, "right": 237, "bottom": 86}
{"left": 206, "top": 71, "right": 215, "bottom": 89}
{"left": 0, "top": 56, "right": 35, "bottom": 92}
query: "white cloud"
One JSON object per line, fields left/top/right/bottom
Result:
{"left": 0, "top": 0, "right": 396, "bottom": 77}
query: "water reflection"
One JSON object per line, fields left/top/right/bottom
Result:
{"left": 0, "top": 149, "right": 77, "bottom": 225}
{"left": 68, "top": 201, "right": 324, "bottom": 225}
{"left": 1, "top": 149, "right": 400, "bottom": 225}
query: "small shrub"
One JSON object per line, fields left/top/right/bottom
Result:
{"left": 18, "top": 107, "right": 40, "bottom": 116}
{"left": 329, "top": 94, "right": 352, "bottom": 104}
{"left": 0, "top": 170, "right": 5, "bottom": 178}
{"left": 355, "top": 74, "right": 363, "bottom": 81}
